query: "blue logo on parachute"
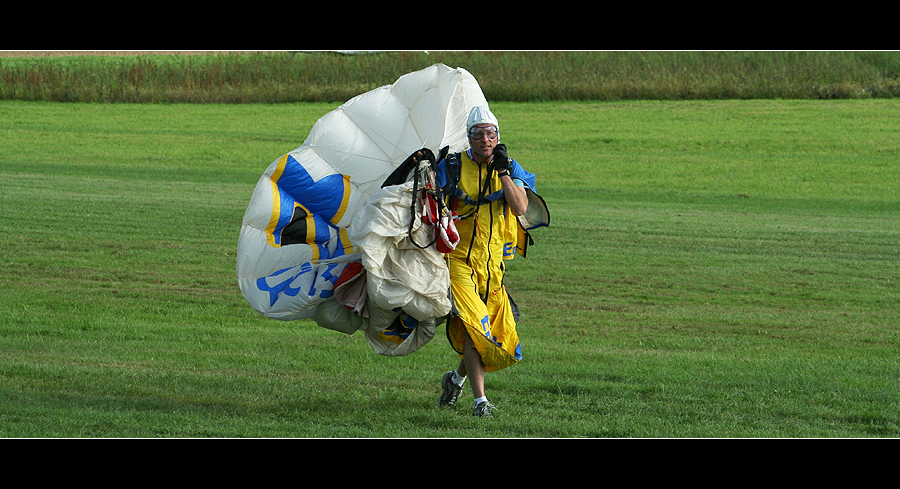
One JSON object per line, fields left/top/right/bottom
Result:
{"left": 256, "top": 262, "right": 342, "bottom": 307}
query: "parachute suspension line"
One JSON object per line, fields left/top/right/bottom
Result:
{"left": 406, "top": 149, "right": 443, "bottom": 250}
{"left": 483, "top": 168, "right": 496, "bottom": 302}
{"left": 463, "top": 156, "right": 497, "bottom": 267}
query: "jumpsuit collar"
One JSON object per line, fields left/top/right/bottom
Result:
{"left": 466, "top": 148, "right": 493, "bottom": 166}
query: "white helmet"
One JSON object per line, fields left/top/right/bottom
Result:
{"left": 466, "top": 106, "right": 499, "bottom": 132}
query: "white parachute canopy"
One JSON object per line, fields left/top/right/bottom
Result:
{"left": 236, "top": 63, "right": 488, "bottom": 353}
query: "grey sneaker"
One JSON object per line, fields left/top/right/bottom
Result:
{"left": 437, "top": 371, "right": 463, "bottom": 408}
{"left": 473, "top": 401, "right": 496, "bottom": 418}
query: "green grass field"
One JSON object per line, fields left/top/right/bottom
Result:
{"left": 1, "top": 99, "right": 898, "bottom": 437}
{"left": 4, "top": 51, "right": 900, "bottom": 103}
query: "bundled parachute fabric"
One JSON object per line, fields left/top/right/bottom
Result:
{"left": 349, "top": 162, "right": 452, "bottom": 323}
{"left": 236, "top": 63, "right": 487, "bottom": 356}
{"left": 349, "top": 166, "right": 449, "bottom": 356}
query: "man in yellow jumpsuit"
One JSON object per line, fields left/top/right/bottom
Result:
{"left": 436, "top": 106, "right": 533, "bottom": 417}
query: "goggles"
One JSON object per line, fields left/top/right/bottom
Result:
{"left": 468, "top": 126, "right": 499, "bottom": 140}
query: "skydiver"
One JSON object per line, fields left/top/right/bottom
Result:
{"left": 435, "top": 106, "right": 540, "bottom": 418}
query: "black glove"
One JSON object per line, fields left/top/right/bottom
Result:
{"left": 412, "top": 147, "right": 436, "bottom": 166}
{"left": 493, "top": 144, "right": 510, "bottom": 173}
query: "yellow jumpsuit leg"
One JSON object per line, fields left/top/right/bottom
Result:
{"left": 446, "top": 257, "right": 521, "bottom": 372}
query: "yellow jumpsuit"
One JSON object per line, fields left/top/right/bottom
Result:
{"left": 444, "top": 151, "right": 523, "bottom": 372}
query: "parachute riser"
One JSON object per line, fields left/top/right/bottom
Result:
{"left": 407, "top": 152, "right": 444, "bottom": 250}
{"left": 380, "top": 147, "right": 458, "bottom": 253}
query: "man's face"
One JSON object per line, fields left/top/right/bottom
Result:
{"left": 468, "top": 124, "right": 499, "bottom": 161}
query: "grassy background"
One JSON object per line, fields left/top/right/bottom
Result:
{"left": 2, "top": 50, "right": 900, "bottom": 103}
{"left": 1, "top": 98, "right": 898, "bottom": 437}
